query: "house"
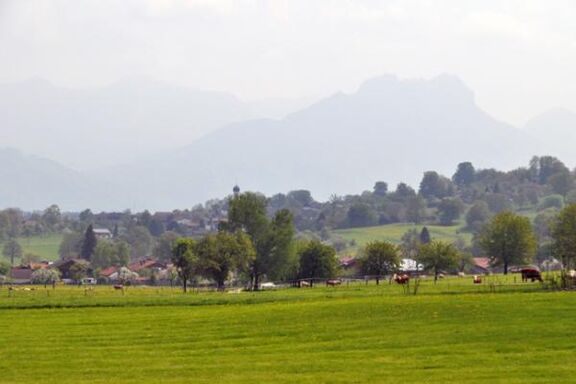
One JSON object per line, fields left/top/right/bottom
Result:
{"left": 99, "top": 266, "right": 118, "bottom": 279}
{"left": 400, "top": 258, "right": 423, "bottom": 273}
{"left": 9, "top": 266, "right": 34, "bottom": 284}
{"left": 471, "top": 257, "right": 491, "bottom": 275}
{"left": 93, "top": 228, "right": 113, "bottom": 239}
{"left": 339, "top": 256, "right": 357, "bottom": 269}
{"left": 129, "top": 259, "right": 166, "bottom": 273}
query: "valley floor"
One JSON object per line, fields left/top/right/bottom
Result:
{"left": 0, "top": 281, "right": 574, "bottom": 383}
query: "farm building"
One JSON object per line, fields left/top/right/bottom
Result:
{"left": 9, "top": 266, "right": 34, "bottom": 284}
{"left": 93, "top": 228, "right": 113, "bottom": 239}
{"left": 400, "top": 258, "right": 423, "bottom": 273}
{"left": 471, "top": 257, "right": 491, "bottom": 275}
{"left": 129, "top": 258, "right": 166, "bottom": 273}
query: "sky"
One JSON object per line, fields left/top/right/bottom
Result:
{"left": 1, "top": 0, "right": 576, "bottom": 125}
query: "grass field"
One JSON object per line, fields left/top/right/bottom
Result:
{"left": 18, "top": 234, "right": 62, "bottom": 261}
{"left": 333, "top": 223, "right": 471, "bottom": 255}
{"left": 2, "top": 234, "right": 63, "bottom": 263}
{"left": 0, "top": 278, "right": 574, "bottom": 383}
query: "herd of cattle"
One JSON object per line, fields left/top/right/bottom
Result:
{"left": 295, "top": 267, "right": 549, "bottom": 288}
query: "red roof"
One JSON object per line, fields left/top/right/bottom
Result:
{"left": 100, "top": 266, "right": 118, "bottom": 277}
{"left": 129, "top": 259, "right": 164, "bottom": 272}
{"left": 473, "top": 257, "right": 491, "bottom": 270}
{"left": 339, "top": 256, "right": 357, "bottom": 268}
{"left": 29, "top": 262, "right": 50, "bottom": 270}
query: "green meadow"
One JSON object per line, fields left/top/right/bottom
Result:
{"left": 16, "top": 234, "right": 62, "bottom": 261}
{"left": 333, "top": 223, "right": 471, "bottom": 255}
{"left": 1, "top": 278, "right": 574, "bottom": 383}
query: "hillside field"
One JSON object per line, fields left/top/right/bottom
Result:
{"left": 0, "top": 279, "right": 574, "bottom": 383}
{"left": 17, "top": 234, "right": 62, "bottom": 261}
{"left": 332, "top": 223, "right": 471, "bottom": 255}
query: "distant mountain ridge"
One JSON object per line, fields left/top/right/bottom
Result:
{"left": 1, "top": 74, "right": 572, "bottom": 211}
{"left": 0, "top": 77, "right": 255, "bottom": 169}
{"left": 88, "top": 74, "right": 539, "bottom": 210}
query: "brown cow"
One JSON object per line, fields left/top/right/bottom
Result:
{"left": 326, "top": 279, "right": 342, "bottom": 287}
{"left": 520, "top": 268, "right": 542, "bottom": 282}
{"left": 394, "top": 274, "right": 410, "bottom": 284}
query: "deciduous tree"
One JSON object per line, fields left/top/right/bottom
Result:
{"left": 3, "top": 239, "right": 22, "bottom": 265}
{"left": 478, "top": 212, "right": 537, "bottom": 274}
{"left": 171, "top": 238, "right": 198, "bottom": 293}
{"left": 417, "top": 241, "right": 460, "bottom": 282}
{"left": 297, "top": 240, "right": 337, "bottom": 285}
{"left": 196, "top": 232, "right": 255, "bottom": 290}
{"left": 359, "top": 241, "right": 400, "bottom": 284}
{"left": 550, "top": 204, "right": 576, "bottom": 269}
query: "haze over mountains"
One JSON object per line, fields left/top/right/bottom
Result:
{"left": 1, "top": 74, "right": 575, "bottom": 211}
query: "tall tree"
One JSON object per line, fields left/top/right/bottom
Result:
{"left": 359, "top": 241, "right": 400, "bottom": 284}
{"left": 419, "top": 171, "right": 454, "bottom": 199}
{"left": 3, "top": 239, "right": 22, "bottom": 265}
{"left": 346, "top": 203, "right": 377, "bottom": 227}
{"left": 466, "top": 201, "right": 491, "bottom": 231}
{"left": 373, "top": 181, "right": 389, "bottom": 197}
{"left": 226, "top": 192, "right": 294, "bottom": 290}
{"left": 80, "top": 224, "right": 97, "bottom": 261}
{"left": 171, "top": 238, "right": 198, "bottom": 293}
{"left": 196, "top": 232, "right": 255, "bottom": 290}
{"left": 437, "top": 198, "right": 464, "bottom": 226}
{"left": 479, "top": 212, "right": 537, "bottom": 274}
{"left": 548, "top": 171, "right": 574, "bottom": 198}
{"left": 452, "top": 162, "right": 475, "bottom": 187}
{"left": 297, "top": 240, "right": 337, "bottom": 285}
{"left": 417, "top": 241, "right": 460, "bottom": 283}
{"left": 550, "top": 204, "right": 576, "bottom": 269}
{"left": 406, "top": 196, "right": 426, "bottom": 224}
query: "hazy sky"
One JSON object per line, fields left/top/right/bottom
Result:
{"left": 2, "top": 0, "right": 576, "bottom": 125}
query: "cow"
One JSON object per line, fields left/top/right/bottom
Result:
{"left": 113, "top": 284, "right": 124, "bottom": 290}
{"left": 473, "top": 275, "right": 482, "bottom": 284}
{"left": 393, "top": 274, "right": 410, "bottom": 284}
{"left": 326, "top": 279, "right": 342, "bottom": 287}
{"left": 520, "top": 268, "right": 542, "bottom": 283}
{"left": 298, "top": 280, "right": 310, "bottom": 288}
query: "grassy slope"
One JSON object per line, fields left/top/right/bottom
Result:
{"left": 333, "top": 223, "right": 471, "bottom": 255}
{"left": 0, "top": 282, "right": 574, "bottom": 383}
{"left": 6, "top": 234, "right": 62, "bottom": 263}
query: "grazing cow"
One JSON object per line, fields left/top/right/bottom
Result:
{"left": 473, "top": 275, "right": 482, "bottom": 284}
{"left": 521, "top": 268, "right": 542, "bottom": 282}
{"left": 394, "top": 274, "right": 410, "bottom": 284}
{"left": 326, "top": 279, "right": 342, "bottom": 287}
{"left": 298, "top": 280, "right": 310, "bottom": 288}
{"left": 113, "top": 284, "right": 124, "bottom": 290}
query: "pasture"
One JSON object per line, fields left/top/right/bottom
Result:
{"left": 0, "top": 278, "right": 574, "bottom": 383}
{"left": 16, "top": 234, "right": 62, "bottom": 261}
{"left": 333, "top": 223, "right": 470, "bottom": 255}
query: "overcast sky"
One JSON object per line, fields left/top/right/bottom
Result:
{"left": 2, "top": 0, "right": 576, "bottom": 125}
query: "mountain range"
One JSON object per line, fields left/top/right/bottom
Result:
{"left": 0, "top": 75, "right": 575, "bottom": 211}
